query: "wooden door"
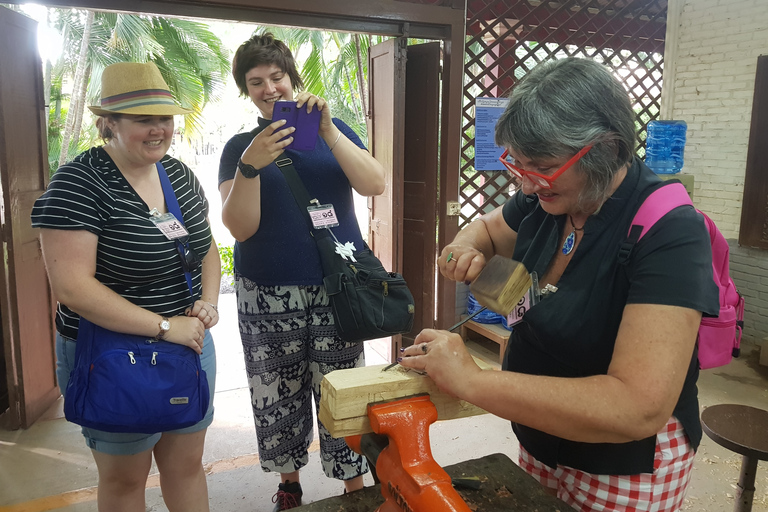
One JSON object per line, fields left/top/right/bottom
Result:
{"left": 0, "top": 6, "right": 59, "bottom": 429}
{"left": 368, "top": 38, "right": 406, "bottom": 273}
{"left": 369, "top": 39, "right": 441, "bottom": 357}
{"left": 401, "top": 42, "right": 440, "bottom": 347}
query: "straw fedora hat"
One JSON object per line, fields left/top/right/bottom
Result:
{"left": 88, "top": 62, "right": 191, "bottom": 116}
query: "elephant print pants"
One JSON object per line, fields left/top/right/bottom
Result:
{"left": 235, "top": 275, "right": 369, "bottom": 480}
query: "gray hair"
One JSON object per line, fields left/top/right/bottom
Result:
{"left": 494, "top": 57, "right": 635, "bottom": 209}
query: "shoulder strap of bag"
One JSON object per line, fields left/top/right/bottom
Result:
{"left": 618, "top": 181, "right": 692, "bottom": 264}
{"left": 274, "top": 156, "right": 333, "bottom": 243}
{"left": 156, "top": 161, "right": 195, "bottom": 297}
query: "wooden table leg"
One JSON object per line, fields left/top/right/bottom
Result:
{"left": 734, "top": 455, "right": 758, "bottom": 512}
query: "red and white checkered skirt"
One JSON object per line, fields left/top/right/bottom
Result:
{"left": 518, "top": 416, "right": 694, "bottom": 512}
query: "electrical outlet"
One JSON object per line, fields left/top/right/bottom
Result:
{"left": 447, "top": 201, "right": 461, "bottom": 216}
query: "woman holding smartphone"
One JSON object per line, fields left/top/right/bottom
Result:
{"left": 217, "top": 32, "right": 385, "bottom": 511}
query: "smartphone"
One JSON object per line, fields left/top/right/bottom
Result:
{"left": 272, "top": 100, "right": 321, "bottom": 151}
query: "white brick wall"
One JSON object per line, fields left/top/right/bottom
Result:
{"left": 666, "top": 0, "right": 768, "bottom": 341}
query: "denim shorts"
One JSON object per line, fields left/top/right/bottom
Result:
{"left": 56, "top": 329, "right": 216, "bottom": 456}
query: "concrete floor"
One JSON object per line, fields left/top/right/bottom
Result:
{"left": 1, "top": 292, "right": 767, "bottom": 512}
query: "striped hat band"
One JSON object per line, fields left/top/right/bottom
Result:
{"left": 88, "top": 62, "right": 191, "bottom": 116}
{"left": 100, "top": 89, "right": 177, "bottom": 111}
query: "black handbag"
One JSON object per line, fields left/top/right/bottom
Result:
{"left": 275, "top": 157, "right": 415, "bottom": 343}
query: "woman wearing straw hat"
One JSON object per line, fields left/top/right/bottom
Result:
{"left": 218, "top": 33, "right": 385, "bottom": 510}
{"left": 32, "top": 61, "right": 219, "bottom": 512}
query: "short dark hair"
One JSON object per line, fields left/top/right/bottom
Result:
{"left": 95, "top": 114, "right": 121, "bottom": 141}
{"left": 232, "top": 32, "right": 304, "bottom": 97}
{"left": 495, "top": 57, "right": 636, "bottom": 208}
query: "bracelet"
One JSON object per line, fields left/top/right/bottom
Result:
{"left": 329, "top": 131, "right": 342, "bottom": 152}
{"left": 205, "top": 302, "right": 218, "bottom": 313}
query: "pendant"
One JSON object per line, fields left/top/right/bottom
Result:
{"left": 562, "top": 230, "right": 576, "bottom": 255}
{"left": 334, "top": 241, "right": 357, "bottom": 262}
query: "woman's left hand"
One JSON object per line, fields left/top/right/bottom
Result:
{"left": 186, "top": 300, "right": 219, "bottom": 330}
{"left": 398, "top": 329, "right": 482, "bottom": 398}
{"left": 294, "top": 91, "right": 335, "bottom": 138}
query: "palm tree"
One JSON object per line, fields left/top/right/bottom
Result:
{"left": 48, "top": 8, "right": 230, "bottom": 168}
{"left": 58, "top": 9, "right": 93, "bottom": 162}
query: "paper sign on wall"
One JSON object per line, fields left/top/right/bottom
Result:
{"left": 474, "top": 97, "right": 509, "bottom": 171}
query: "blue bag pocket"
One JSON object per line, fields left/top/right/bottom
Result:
{"left": 64, "top": 319, "right": 209, "bottom": 434}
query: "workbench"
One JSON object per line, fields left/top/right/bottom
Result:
{"left": 295, "top": 452, "right": 569, "bottom": 511}
{"left": 460, "top": 320, "right": 512, "bottom": 363}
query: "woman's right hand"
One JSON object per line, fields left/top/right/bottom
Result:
{"left": 163, "top": 316, "right": 206, "bottom": 354}
{"left": 438, "top": 244, "right": 486, "bottom": 284}
{"left": 239, "top": 119, "right": 295, "bottom": 170}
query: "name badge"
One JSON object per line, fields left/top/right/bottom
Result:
{"left": 506, "top": 291, "right": 532, "bottom": 327}
{"left": 506, "top": 272, "right": 540, "bottom": 327}
{"left": 149, "top": 212, "right": 188, "bottom": 240}
{"left": 308, "top": 204, "right": 339, "bottom": 229}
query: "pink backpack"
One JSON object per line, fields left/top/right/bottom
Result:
{"left": 624, "top": 182, "right": 744, "bottom": 369}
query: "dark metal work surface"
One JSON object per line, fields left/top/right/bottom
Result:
{"left": 296, "top": 453, "right": 569, "bottom": 511}
{"left": 701, "top": 404, "right": 768, "bottom": 512}
{"left": 701, "top": 404, "right": 768, "bottom": 460}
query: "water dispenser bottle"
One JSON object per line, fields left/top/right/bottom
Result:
{"left": 645, "top": 120, "right": 687, "bottom": 174}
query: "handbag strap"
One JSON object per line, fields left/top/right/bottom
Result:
{"left": 274, "top": 156, "right": 333, "bottom": 243}
{"left": 156, "top": 161, "right": 195, "bottom": 297}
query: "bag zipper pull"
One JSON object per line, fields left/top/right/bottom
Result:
{"left": 128, "top": 351, "right": 136, "bottom": 364}
{"left": 152, "top": 352, "right": 158, "bottom": 365}
{"left": 383, "top": 281, "right": 389, "bottom": 296}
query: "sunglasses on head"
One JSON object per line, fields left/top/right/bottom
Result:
{"left": 499, "top": 145, "right": 593, "bottom": 189}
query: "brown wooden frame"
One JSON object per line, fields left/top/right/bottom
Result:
{"left": 739, "top": 55, "right": 768, "bottom": 250}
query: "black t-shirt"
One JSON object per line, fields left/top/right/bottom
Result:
{"left": 501, "top": 158, "right": 719, "bottom": 475}
{"left": 31, "top": 147, "right": 212, "bottom": 340}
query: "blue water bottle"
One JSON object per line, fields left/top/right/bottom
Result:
{"left": 645, "top": 120, "right": 687, "bottom": 174}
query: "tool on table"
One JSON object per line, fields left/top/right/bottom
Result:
{"left": 346, "top": 395, "right": 474, "bottom": 512}
{"left": 451, "top": 476, "right": 483, "bottom": 490}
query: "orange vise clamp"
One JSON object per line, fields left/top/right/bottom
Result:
{"left": 346, "top": 395, "right": 472, "bottom": 512}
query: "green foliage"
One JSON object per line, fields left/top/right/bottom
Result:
{"left": 45, "top": 8, "right": 230, "bottom": 169}
{"left": 254, "top": 27, "right": 393, "bottom": 146}
{"left": 218, "top": 244, "right": 234, "bottom": 277}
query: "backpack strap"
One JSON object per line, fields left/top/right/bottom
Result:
{"left": 618, "top": 181, "right": 693, "bottom": 264}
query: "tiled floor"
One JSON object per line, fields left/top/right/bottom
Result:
{"left": 0, "top": 293, "right": 766, "bottom": 511}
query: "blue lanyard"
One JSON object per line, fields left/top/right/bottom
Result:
{"left": 156, "top": 162, "right": 194, "bottom": 297}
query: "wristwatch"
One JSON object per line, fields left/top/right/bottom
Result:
{"left": 237, "top": 159, "right": 262, "bottom": 179}
{"left": 155, "top": 316, "right": 171, "bottom": 340}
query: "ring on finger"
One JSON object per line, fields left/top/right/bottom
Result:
{"left": 421, "top": 343, "right": 428, "bottom": 354}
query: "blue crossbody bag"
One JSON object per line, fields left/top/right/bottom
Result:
{"left": 63, "top": 163, "right": 210, "bottom": 434}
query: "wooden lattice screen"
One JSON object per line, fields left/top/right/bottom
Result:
{"left": 461, "top": 0, "right": 667, "bottom": 227}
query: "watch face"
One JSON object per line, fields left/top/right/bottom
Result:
{"left": 161, "top": 319, "right": 171, "bottom": 330}
{"left": 238, "top": 159, "right": 260, "bottom": 179}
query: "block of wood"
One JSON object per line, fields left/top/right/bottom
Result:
{"left": 319, "top": 358, "right": 491, "bottom": 438}
{"left": 470, "top": 255, "right": 531, "bottom": 316}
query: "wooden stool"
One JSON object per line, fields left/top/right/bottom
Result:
{"left": 701, "top": 404, "right": 768, "bottom": 512}
{"left": 460, "top": 320, "right": 510, "bottom": 363}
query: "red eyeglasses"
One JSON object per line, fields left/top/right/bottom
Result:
{"left": 498, "top": 145, "right": 593, "bottom": 189}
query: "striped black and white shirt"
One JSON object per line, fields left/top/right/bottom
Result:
{"left": 31, "top": 147, "right": 212, "bottom": 340}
